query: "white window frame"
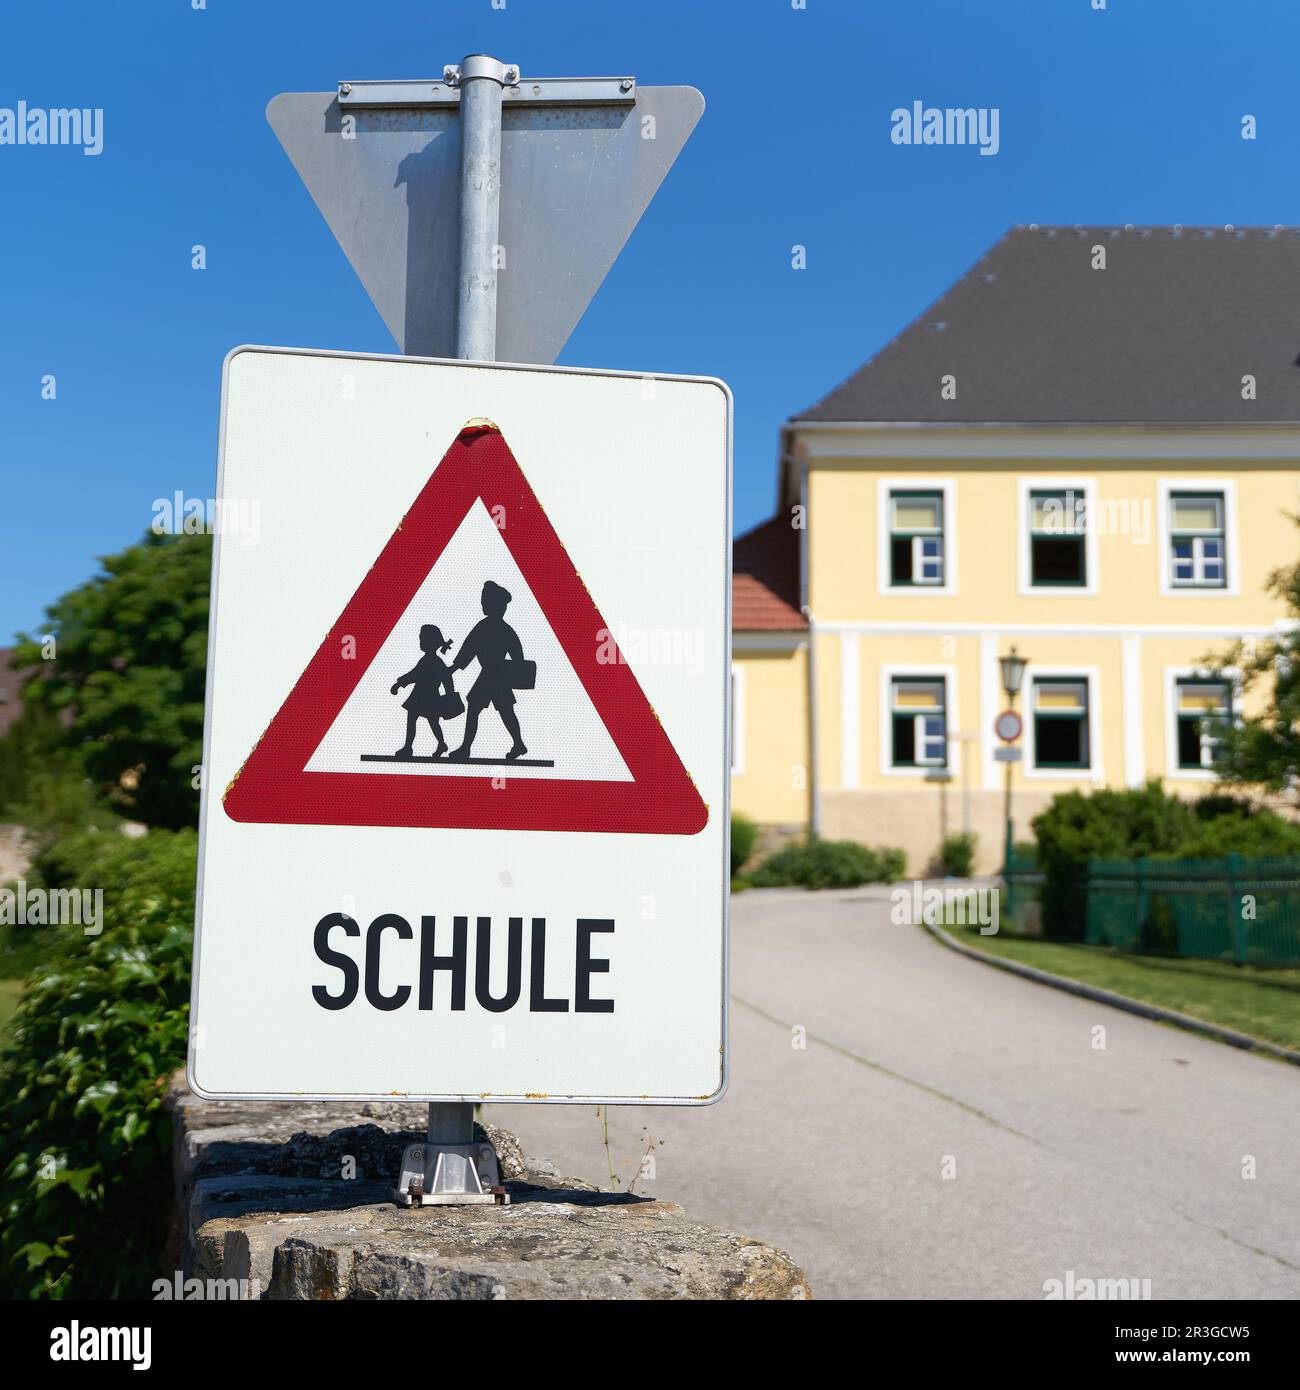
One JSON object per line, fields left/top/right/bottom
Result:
{"left": 879, "top": 663, "right": 959, "bottom": 778}
{"left": 1157, "top": 479, "right": 1238, "bottom": 597}
{"left": 1024, "top": 665, "right": 1103, "bottom": 782}
{"left": 1163, "top": 665, "right": 1240, "bottom": 781}
{"left": 914, "top": 713, "right": 947, "bottom": 765}
{"left": 730, "top": 663, "right": 745, "bottom": 776}
{"left": 877, "top": 478, "right": 957, "bottom": 596}
{"left": 911, "top": 534, "right": 944, "bottom": 585}
{"left": 1017, "top": 476, "right": 1099, "bottom": 597}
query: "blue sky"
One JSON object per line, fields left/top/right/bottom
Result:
{"left": 3, "top": 0, "right": 1299, "bottom": 641}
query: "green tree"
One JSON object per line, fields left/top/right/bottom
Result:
{"left": 9, "top": 533, "right": 211, "bottom": 830}
{"left": 1208, "top": 532, "right": 1300, "bottom": 793}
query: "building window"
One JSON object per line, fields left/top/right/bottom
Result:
{"left": 890, "top": 677, "right": 947, "bottom": 767}
{"left": 1174, "top": 678, "right": 1230, "bottom": 770}
{"left": 1169, "top": 492, "right": 1226, "bottom": 588}
{"left": 1032, "top": 677, "right": 1090, "bottom": 769}
{"left": 1028, "top": 489, "right": 1087, "bottom": 587}
{"left": 888, "top": 491, "right": 944, "bottom": 586}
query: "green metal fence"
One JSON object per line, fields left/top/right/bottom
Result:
{"left": 1003, "top": 849, "right": 1044, "bottom": 936}
{"left": 1083, "top": 855, "right": 1300, "bottom": 966}
{"left": 1004, "top": 850, "right": 1300, "bottom": 965}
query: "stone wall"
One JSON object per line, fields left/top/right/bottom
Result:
{"left": 820, "top": 787, "right": 1058, "bottom": 875}
{"left": 166, "top": 1075, "right": 809, "bottom": 1300}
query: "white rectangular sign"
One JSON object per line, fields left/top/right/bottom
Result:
{"left": 190, "top": 347, "right": 730, "bottom": 1103}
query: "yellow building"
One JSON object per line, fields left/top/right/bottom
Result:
{"left": 731, "top": 225, "right": 1298, "bottom": 874}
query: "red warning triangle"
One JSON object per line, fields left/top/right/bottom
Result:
{"left": 223, "top": 422, "right": 708, "bottom": 835}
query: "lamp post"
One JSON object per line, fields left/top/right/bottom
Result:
{"left": 999, "top": 645, "right": 1029, "bottom": 872}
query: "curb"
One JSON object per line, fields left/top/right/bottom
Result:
{"left": 920, "top": 917, "right": 1300, "bottom": 1068}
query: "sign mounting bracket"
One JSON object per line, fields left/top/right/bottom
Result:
{"left": 336, "top": 73, "right": 637, "bottom": 109}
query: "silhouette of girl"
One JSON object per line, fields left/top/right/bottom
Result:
{"left": 391, "top": 624, "right": 459, "bottom": 758}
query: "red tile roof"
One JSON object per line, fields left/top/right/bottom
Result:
{"left": 733, "top": 516, "right": 806, "bottom": 631}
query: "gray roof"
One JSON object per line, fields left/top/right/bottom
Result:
{"left": 794, "top": 225, "right": 1300, "bottom": 424}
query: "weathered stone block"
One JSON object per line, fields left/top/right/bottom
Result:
{"left": 166, "top": 1073, "right": 809, "bottom": 1300}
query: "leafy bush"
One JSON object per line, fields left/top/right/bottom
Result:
{"left": 939, "top": 832, "right": 977, "bottom": 877}
{"left": 730, "top": 813, "right": 758, "bottom": 877}
{"left": 1170, "top": 806, "right": 1300, "bottom": 860}
{"left": 0, "top": 827, "right": 197, "bottom": 1298}
{"left": 747, "top": 838, "right": 904, "bottom": 890}
{"left": 4, "top": 770, "right": 120, "bottom": 850}
{"left": 1031, "top": 782, "right": 1200, "bottom": 939}
{"left": 1030, "top": 781, "right": 1297, "bottom": 939}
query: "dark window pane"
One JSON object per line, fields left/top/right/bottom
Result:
{"left": 1035, "top": 717, "right": 1085, "bottom": 766}
{"left": 892, "top": 715, "right": 913, "bottom": 765}
{"left": 1177, "top": 719, "right": 1202, "bottom": 769}
{"left": 1031, "top": 536, "right": 1085, "bottom": 585}
{"left": 891, "top": 536, "right": 913, "bottom": 584}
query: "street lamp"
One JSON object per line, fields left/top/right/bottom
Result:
{"left": 999, "top": 646, "right": 1030, "bottom": 876}
{"left": 999, "top": 645, "right": 1028, "bottom": 706}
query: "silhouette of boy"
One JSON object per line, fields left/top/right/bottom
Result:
{"left": 449, "top": 580, "right": 528, "bottom": 761}
{"left": 391, "top": 624, "right": 458, "bottom": 758}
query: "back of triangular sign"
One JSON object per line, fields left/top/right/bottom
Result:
{"left": 266, "top": 86, "right": 704, "bottom": 363}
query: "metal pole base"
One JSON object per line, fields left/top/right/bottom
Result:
{"left": 394, "top": 1102, "right": 509, "bottom": 1208}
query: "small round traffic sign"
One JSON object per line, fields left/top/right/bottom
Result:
{"left": 994, "top": 709, "right": 1022, "bottom": 743}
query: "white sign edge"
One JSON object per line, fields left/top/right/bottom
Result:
{"left": 186, "top": 343, "right": 733, "bottom": 1107}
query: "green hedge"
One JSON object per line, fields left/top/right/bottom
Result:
{"left": 1030, "top": 782, "right": 1300, "bottom": 939}
{"left": 746, "top": 838, "right": 905, "bottom": 890}
{"left": 730, "top": 813, "right": 758, "bottom": 877}
{"left": 0, "top": 828, "right": 196, "bottom": 1298}
{"left": 939, "top": 833, "right": 977, "bottom": 877}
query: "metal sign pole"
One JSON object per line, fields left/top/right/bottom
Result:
{"left": 454, "top": 53, "right": 512, "bottom": 361}
{"left": 399, "top": 53, "right": 516, "bottom": 1207}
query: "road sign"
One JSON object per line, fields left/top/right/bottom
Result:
{"left": 224, "top": 422, "right": 707, "bottom": 836}
{"left": 190, "top": 347, "right": 730, "bottom": 1105}
{"left": 994, "top": 709, "right": 1022, "bottom": 743}
{"left": 266, "top": 83, "right": 704, "bottom": 363}
{"left": 993, "top": 746, "right": 1023, "bottom": 763}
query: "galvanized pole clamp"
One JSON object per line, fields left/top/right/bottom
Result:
{"left": 395, "top": 1101, "right": 507, "bottom": 1208}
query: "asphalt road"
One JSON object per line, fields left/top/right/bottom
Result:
{"left": 486, "top": 885, "right": 1300, "bottom": 1300}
